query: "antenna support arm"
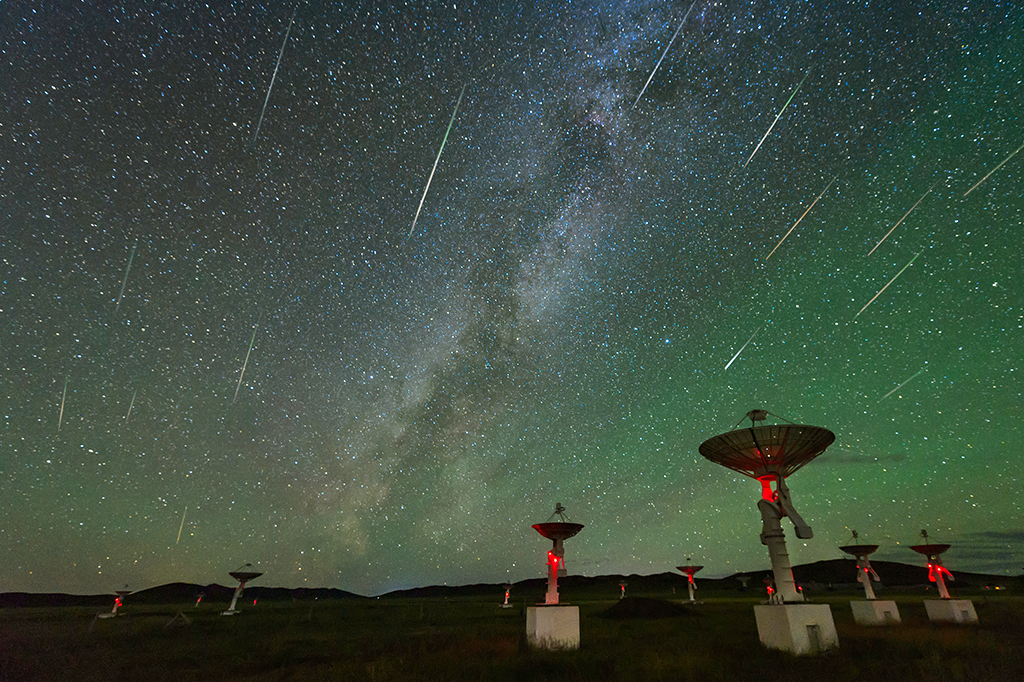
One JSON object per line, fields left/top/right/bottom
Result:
{"left": 776, "top": 476, "right": 813, "bottom": 539}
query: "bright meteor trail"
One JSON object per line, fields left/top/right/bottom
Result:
{"left": 113, "top": 239, "right": 137, "bottom": 316}
{"left": 878, "top": 368, "right": 925, "bottom": 402}
{"left": 176, "top": 507, "right": 187, "bottom": 544}
{"left": 764, "top": 175, "right": 837, "bottom": 261}
{"left": 124, "top": 388, "right": 138, "bottom": 425}
{"left": 963, "top": 139, "right": 1024, "bottom": 197}
{"left": 744, "top": 68, "right": 812, "bottom": 168}
{"left": 233, "top": 316, "right": 260, "bottom": 403}
{"left": 252, "top": 7, "right": 297, "bottom": 145}
{"left": 723, "top": 326, "right": 762, "bottom": 371}
{"left": 632, "top": 2, "right": 695, "bottom": 110}
{"left": 867, "top": 181, "right": 938, "bottom": 256}
{"left": 57, "top": 375, "right": 68, "bottom": 433}
{"left": 855, "top": 251, "right": 922, "bottom": 319}
{"left": 408, "top": 84, "right": 466, "bottom": 238}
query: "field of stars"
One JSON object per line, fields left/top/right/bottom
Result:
{"left": 2, "top": 1, "right": 1021, "bottom": 596}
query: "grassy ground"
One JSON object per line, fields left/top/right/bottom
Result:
{"left": 1, "top": 590, "right": 1021, "bottom": 681}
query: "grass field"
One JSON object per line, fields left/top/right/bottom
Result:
{"left": 2, "top": 588, "right": 1021, "bottom": 681}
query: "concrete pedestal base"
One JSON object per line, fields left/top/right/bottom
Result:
{"left": 754, "top": 603, "right": 839, "bottom": 655}
{"left": 526, "top": 606, "right": 580, "bottom": 650}
{"left": 851, "top": 600, "right": 901, "bottom": 625}
{"left": 924, "top": 599, "right": 978, "bottom": 624}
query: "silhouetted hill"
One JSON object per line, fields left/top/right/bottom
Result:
{"left": 386, "top": 561, "right": 1019, "bottom": 600}
{"left": 0, "top": 592, "right": 114, "bottom": 608}
{"left": 0, "top": 583, "right": 365, "bottom": 608}
{"left": 125, "top": 582, "right": 364, "bottom": 604}
{"left": 2, "top": 561, "right": 1017, "bottom": 608}
{"left": 772, "top": 558, "right": 1012, "bottom": 589}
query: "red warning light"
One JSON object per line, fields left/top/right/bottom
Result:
{"left": 927, "top": 562, "right": 953, "bottom": 583}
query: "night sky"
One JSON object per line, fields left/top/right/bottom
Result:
{"left": 2, "top": 1, "right": 1021, "bottom": 597}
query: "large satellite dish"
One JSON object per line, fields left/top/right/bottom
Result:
{"left": 699, "top": 410, "right": 835, "bottom": 603}
{"left": 698, "top": 410, "right": 835, "bottom": 482}
{"left": 697, "top": 409, "right": 841, "bottom": 654}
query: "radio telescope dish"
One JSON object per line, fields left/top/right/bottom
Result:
{"left": 98, "top": 584, "right": 131, "bottom": 618}
{"left": 222, "top": 563, "right": 263, "bottom": 616}
{"left": 839, "top": 531, "right": 883, "bottom": 601}
{"left": 698, "top": 409, "right": 841, "bottom": 653}
{"left": 676, "top": 561, "right": 704, "bottom": 603}
{"left": 531, "top": 503, "right": 583, "bottom": 606}
{"left": 909, "top": 530, "right": 954, "bottom": 600}
{"left": 699, "top": 410, "right": 835, "bottom": 604}
{"left": 839, "top": 529, "right": 880, "bottom": 559}
{"left": 698, "top": 411, "right": 835, "bottom": 483}
{"left": 229, "top": 566, "right": 264, "bottom": 583}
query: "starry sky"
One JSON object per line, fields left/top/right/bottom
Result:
{"left": 2, "top": 1, "right": 1021, "bottom": 597}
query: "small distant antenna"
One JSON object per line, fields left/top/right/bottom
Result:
{"left": 98, "top": 585, "right": 132, "bottom": 619}
{"left": 676, "top": 560, "right": 704, "bottom": 603}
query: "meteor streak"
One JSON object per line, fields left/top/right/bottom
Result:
{"left": 252, "top": 7, "right": 297, "bottom": 145}
{"left": 963, "top": 139, "right": 1024, "bottom": 196}
{"left": 409, "top": 84, "right": 466, "bottom": 238}
{"left": 878, "top": 368, "right": 925, "bottom": 402}
{"left": 114, "top": 239, "right": 137, "bottom": 316}
{"left": 724, "top": 326, "right": 762, "bottom": 371}
{"left": 58, "top": 375, "right": 68, "bottom": 432}
{"left": 854, "top": 251, "right": 921, "bottom": 319}
{"left": 764, "top": 175, "right": 837, "bottom": 261}
{"left": 631, "top": 2, "right": 696, "bottom": 110}
{"left": 177, "top": 507, "right": 187, "bottom": 544}
{"left": 124, "top": 388, "right": 138, "bottom": 425}
{"left": 867, "top": 181, "right": 938, "bottom": 256}
{"left": 233, "top": 315, "right": 260, "bottom": 403}
{"left": 744, "top": 68, "right": 812, "bottom": 168}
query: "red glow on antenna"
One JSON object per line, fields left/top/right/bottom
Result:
{"left": 927, "top": 562, "right": 953, "bottom": 583}
{"left": 757, "top": 475, "right": 777, "bottom": 501}
{"left": 547, "top": 551, "right": 560, "bottom": 569}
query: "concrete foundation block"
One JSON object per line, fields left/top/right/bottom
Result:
{"left": 851, "top": 600, "right": 901, "bottom": 625}
{"left": 924, "top": 599, "right": 978, "bottom": 624}
{"left": 526, "top": 605, "right": 580, "bottom": 650}
{"left": 754, "top": 603, "right": 839, "bottom": 655}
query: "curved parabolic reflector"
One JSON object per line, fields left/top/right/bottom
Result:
{"left": 532, "top": 522, "right": 585, "bottom": 541}
{"left": 698, "top": 424, "right": 836, "bottom": 480}
{"left": 839, "top": 544, "right": 879, "bottom": 557}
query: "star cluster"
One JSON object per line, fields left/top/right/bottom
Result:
{"left": 2, "top": 0, "right": 1021, "bottom": 596}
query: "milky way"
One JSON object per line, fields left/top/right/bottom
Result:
{"left": 2, "top": 1, "right": 1021, "bottom": 596}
